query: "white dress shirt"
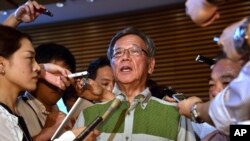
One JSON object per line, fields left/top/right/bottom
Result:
{"left": 209, "top": 61, "right": 250, "bottom": 135}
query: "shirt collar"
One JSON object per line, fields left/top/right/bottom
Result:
{"left": 113, "top": 83, "right": 152, "bottom": 110}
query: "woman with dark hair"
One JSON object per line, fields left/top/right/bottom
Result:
{"left": 0, "top": 24, "right": 99, "bottom": 141}
{"left": 0, "top": 24, "right": 40, "bottom": 141}
{"left": 0, "top": 24, "right": 75, "bottom": 141}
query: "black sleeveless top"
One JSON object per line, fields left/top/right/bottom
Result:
{"left": 0, "top": 102, "right": 32, "bottom": 141}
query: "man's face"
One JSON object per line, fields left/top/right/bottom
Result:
{"left": 95, "top": 65, "right": 114, "bottom": 92}
{"left": 110, "top": 34, "right": 155, "bottom": 87}
{"left": 209, "top": 58, "right": 242, "bottom": 99}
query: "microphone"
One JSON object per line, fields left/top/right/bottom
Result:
{"left": 195, "top": 55, "right": 216, "bottom": 67}
{"left": 67, "top": 71, "right": 88, "bottom": 78}
{"left": 28, "top": 0, "right": 53, "bottom": 17}
{"left": 36, "top": 8, "right": 53, "bottom": 17}
{"left": 73, "top": 95, "right": 125, "bottom": 141}
{"left": 101, "top": 94, "right": 124, "bottom": 121}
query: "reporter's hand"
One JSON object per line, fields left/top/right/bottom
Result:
{"left": 39, "top": 63, "right": 73, "bottom": 90}
{"left": 14, "top": 0, "right": 45, "bottom": 23}
{"left": 72, "top": 128, "right": 100, "bottom": 141}
{"left": 33, "top": 112, "right": 66, "bottom": 141}
{"left": 163, "top": 95, "right": 177, "bottom": 103}
{"left": 44, "top": 111, "right": 66, "bottom": 128}
{"left": 75, "top": 79, "right": 114, "bottom": 102}
{"left": 76, "top": 79, "right": 104, "bottom": 101}
{"left": 185, "top": 0, "right": 220, "bottom": 27}
{"left": 218, "top": 17, "right": 250, "bottom": 61}
{"left": 177, "top": 96, "right": 202, "bottom": 118}
{"left": 3, "top": 0, "right": 46, "bottom": 27}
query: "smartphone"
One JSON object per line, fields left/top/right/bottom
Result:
{"left": 172, "top": 93, "right": 186, "bottom": 102}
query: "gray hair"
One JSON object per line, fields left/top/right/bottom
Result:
{"left": 107, "top": 27, "right": 156, "bottom": 60}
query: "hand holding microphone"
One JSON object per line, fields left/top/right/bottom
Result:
{"left": 29, "top": 0, "right": 53, "bottom": 17}
{"left": 13, "top": 0, "right": 53, "bottom": 24}
{"left": 35, "top": 8, "right": 53, "bottom": 17}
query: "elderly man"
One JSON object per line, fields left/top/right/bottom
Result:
{"left": 74, "top": 27, "right": 196, "bottom": 141}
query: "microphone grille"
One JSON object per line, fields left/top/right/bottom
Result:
{"left": 116, "top": 94, "right": 125, "bottom": 101}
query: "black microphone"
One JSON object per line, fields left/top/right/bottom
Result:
{"left": 73, "top": 95, "right": 125, "bottom": 141}
{"left": 28, "top": 0, "right": 53, "bottom": 17}
{"left": 36, "top": 8, "right": 53, "bottom": 17}
{"left": 195, "top": 55, "right": 216, "bottom": 67}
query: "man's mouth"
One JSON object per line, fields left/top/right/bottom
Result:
{"left": 120, "top": 66, "right": 132, "bottom": 72}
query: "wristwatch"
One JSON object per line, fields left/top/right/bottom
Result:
{"left": 190, "top": 103, "right": 204, "bottom": 123}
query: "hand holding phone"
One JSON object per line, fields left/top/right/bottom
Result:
{"left": 172, "top": 93, "right": 186, "bottom": 102}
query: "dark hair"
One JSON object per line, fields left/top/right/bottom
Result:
{"left": 0, "top": 25, "right": 32, "bottom": 58}
{"left": 147, "top": 79, "right": 177, "bottom": 99}
{"left": 107, "top": 27, "right": 156, "bottom": 60}
{"left": 87, "top": 56, "right": 110, "bottom": 79}
{"left": 35, "top": 43, "right": 76, "bottom": 73}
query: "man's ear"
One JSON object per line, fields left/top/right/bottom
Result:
{"left": 0, "top": 57, "right": 6, "bottom": 74}
{"left": 148, "top": 57, "right": 155, "bottom": 75}
{"left": 247, "top": 23, "right": 250, "bottom": 46}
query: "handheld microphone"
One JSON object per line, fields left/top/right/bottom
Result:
{"left": 36, "top": 8, "right": 53, "bottom": 17}
{"left": 73, "top": 95, "right": 125, "bottom": 141}
{"left": 28, "top": 0, "right": 53, "bottom": 17}
{"left": 195, "top": 55, "right": 216, "bottom": 67}
{"left": 101, "top": 94, "right": 124, "bottom": 121}
{"left": 67, "top": 71, "right": 88, "bottom": 78}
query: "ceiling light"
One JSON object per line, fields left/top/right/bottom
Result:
{"left": 56, "top": 2, "right": 65, "bottom": 7}
{"left": 56, "top": 0, "right": 66, "bottom": 7}
{"left": 86, "top": 0, "right": 94, "bottom": 3}
{"left": 0, "top": 11, "right": 8, "bottom": 16}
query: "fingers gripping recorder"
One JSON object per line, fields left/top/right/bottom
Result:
{"left": 172, "top": 93, "right": 186, "bottom": 103}
{"left": 68, "top": 71, "right": 89, "bottom": 88}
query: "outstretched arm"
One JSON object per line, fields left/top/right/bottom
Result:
{"left": 2, "top": 0, "right": 45, "bottom": 28}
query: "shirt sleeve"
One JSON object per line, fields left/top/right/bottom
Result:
{"left": 178, "top": 116, "right": 197, "bottom": 141}
{"left": 73, "top": 111, "right": 85, "bottom": 128}
{"left": 209, "top": 61, "right": 250, "bottom": 135}
{"left": 0, "top": 106, "right": 23, "bottom": 141}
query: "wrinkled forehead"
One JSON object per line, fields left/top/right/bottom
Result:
{"left": 114, "top": 34, "right": 146, "bottom": 48}
{"left": 212, "top": 59, "right": 241, "bottom": 76}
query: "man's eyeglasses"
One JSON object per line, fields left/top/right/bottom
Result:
{"left": 112, "top": 46, "right": 148, "bottom": 58}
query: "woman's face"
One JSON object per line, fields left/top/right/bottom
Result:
{"left": 4, "top": 38, "right": 40, "bottom": 92}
